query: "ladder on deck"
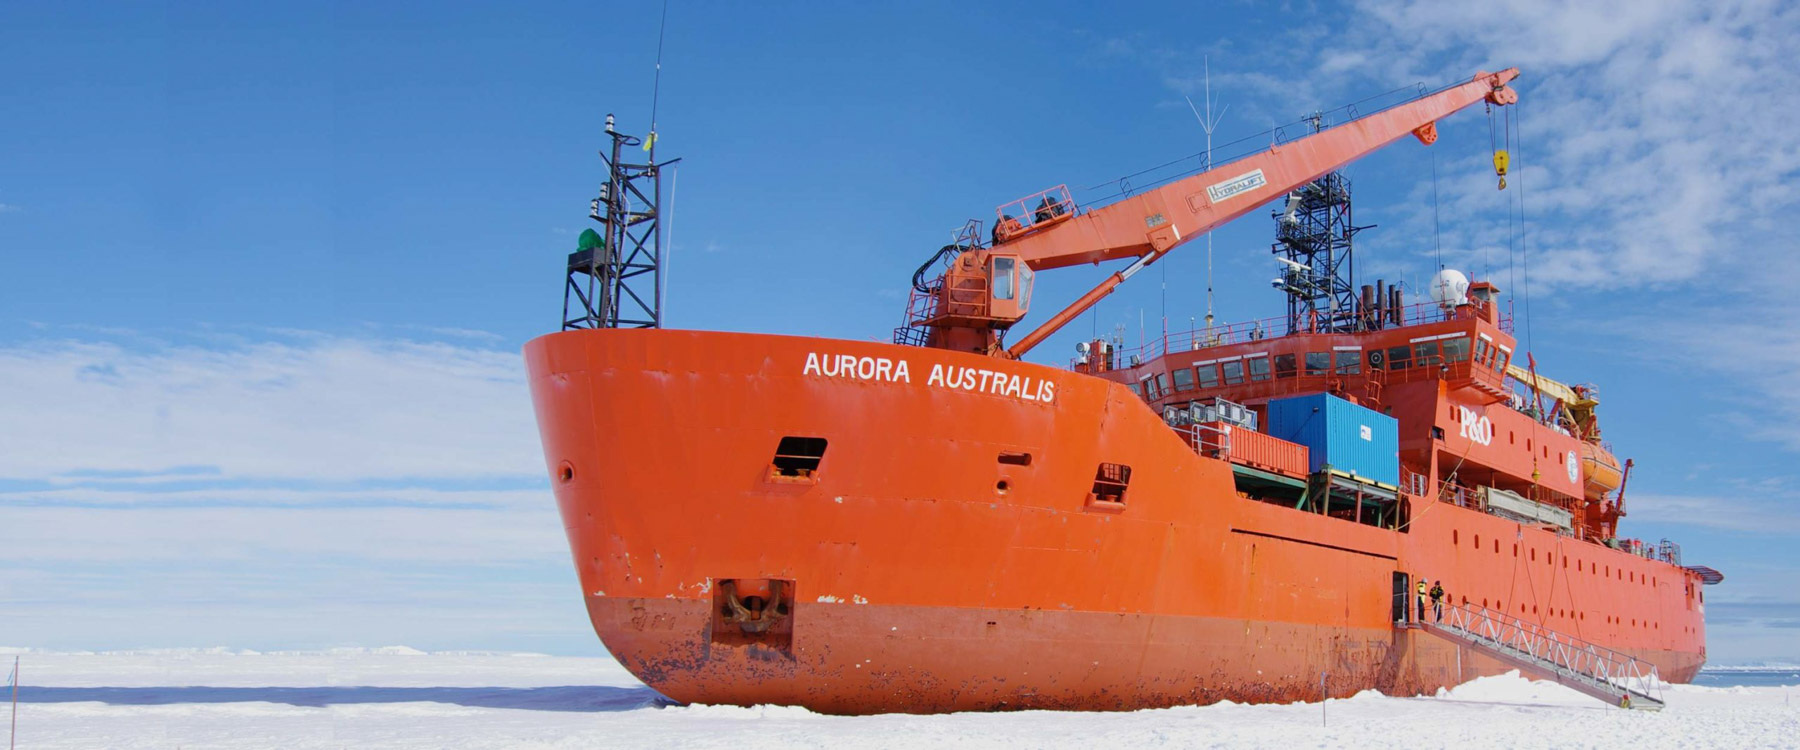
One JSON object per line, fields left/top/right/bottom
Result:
{"left": 1414, "top": 601, "right": 1666, "bottom": 710}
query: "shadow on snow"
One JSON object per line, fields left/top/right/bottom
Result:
{"left": 17, "top": 684, "right": 670, "bottom": 712}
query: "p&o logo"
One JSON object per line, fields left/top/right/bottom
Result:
{"left": 1455, "top": 405, "right": 1493, "bottom": 446}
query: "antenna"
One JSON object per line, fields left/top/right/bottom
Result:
{"left": 645, "top": 0, "right": 670, "bottom": 159}
{"left": 1185, "top": 56, "right": 1229, "bottom": 333}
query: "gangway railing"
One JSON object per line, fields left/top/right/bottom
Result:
{"left": 1188, "top": 422, "right": 1229, "bottom": 457}
{"left": 1419, "top": 601, "right": 1665, "bottom": 710}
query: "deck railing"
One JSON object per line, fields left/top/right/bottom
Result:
{"left": 1110, "top": 299, "right": 1512, "bottom": 366}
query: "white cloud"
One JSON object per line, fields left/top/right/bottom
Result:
{"left": 1315, "top": 0, "right": 1800, "bottom": 289}
{"left": 1123, "top": 1, "right": 1800, "bottom": 291}
{"left": 0, "top": 335, "right": 542, "bottom": 482}
{"left": 0, "top": 505, "right": 566, "bottom": 565}
{"left": 0, "top": 502, "right": 593, "bottom": 651}
{"left": 1627, "top": 493, "right": 1800, "bottom": 535}
{"left": 4, "top": 483, "right": 546, "bottom": 508}
{"left": 1620, "top": 310, "right": 1800, "bottom": 452}
{"left": 0, "top": 331, "right": 586, "bottom": 651}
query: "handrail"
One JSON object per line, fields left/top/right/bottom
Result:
{"left": 1434, "top": 600, "right": 1664, "bottom": 706}
{"left": 1189, "top": 422, "right": 1231, "bottom": 457}
{"left": 1110, "top": 299, "right": 1513, "bottom": 367}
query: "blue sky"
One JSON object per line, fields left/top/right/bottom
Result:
{"left": 3, "top": 1, "right": 1797, "bottom": 663}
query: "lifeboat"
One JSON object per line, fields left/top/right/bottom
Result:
{"left": 1581, "top": 442, "right": 1623, "bottom": 499}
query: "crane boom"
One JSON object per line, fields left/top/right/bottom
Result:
{"left": 904, "top": 68, "right": 1519, "bottom": 359}
{"left": 1008, "top": 70, "right": 1518, "bottom": 272}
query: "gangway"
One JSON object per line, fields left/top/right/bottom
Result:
{"left": 1415, "top": 601, "right": 1666, "bottom": 710}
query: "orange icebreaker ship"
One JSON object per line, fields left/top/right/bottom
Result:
{"left": 526, "top": 69, "right": 1714, "bottom": 714}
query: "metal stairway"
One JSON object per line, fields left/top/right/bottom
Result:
{"left": 1415, "top": 601, "right": 1666, "bottom": 710}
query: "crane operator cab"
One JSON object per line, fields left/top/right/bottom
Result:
{"left": 989, "top": 253, "right": 1034, "bottom": 321}
{"left": 922, "top": 248, "right": 1035, "bottom": 354}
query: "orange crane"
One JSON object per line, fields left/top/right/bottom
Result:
{"left": 903, "top": 69, "right": 1520, "bottom": 358}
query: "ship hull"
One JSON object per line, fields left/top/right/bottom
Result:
{"left": 525, "top": 328, "right": 1705, "bottom": 714}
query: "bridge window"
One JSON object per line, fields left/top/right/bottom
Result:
{"left": 1247, "top": 356, "right": 1270, "bottom": 382}
{"left": 1474, "top": 337, "right": 1490, "bottom": 363}
{"left": 1196, "top": 364, "right": 1220, "bottom": 388}
{"left": 1221, "top": 360, "right": 1245, "bottom": 385}
{"left": 1335, "top": 351, "right": 1360, "bottom": 375}
{"left": 1127, "top": 381, "right": 1142, "bottom": 397}
{"left": 1414, "top": 341, "right": 1441, "bottom": 367}
{"left": 1387, "top": 346, "right": 1412, "bottom": 370}
{"left": 1155, "top": 373, "right": 1168, "bottom": 397}
{"left": 1171, "top": 367, "right": 1194, "bottom": 392}
{"left": 1274, "top": 353, "right": 1297, "bottom": 378}
{"left": 1444, "top": 337, "right": 1470, "bottom": 363}
{"left": 1304, "top": 352, "right": 1330, "bottom": 376}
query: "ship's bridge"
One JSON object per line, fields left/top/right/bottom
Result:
{"left": 1072, "top": 292, "right": 1514, "bottom": 413}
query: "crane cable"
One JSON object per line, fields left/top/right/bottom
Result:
{"left": 1516, "top": 99, "right": 1534, "bottom": 360}
{"left": 1430, "top": 148, "right": 1444, "bottom": 272}
{"left": 1488, "top": 102, "right": 1510, "bottom": 191}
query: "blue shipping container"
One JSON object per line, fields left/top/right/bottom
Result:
{"left": 1264, "top": 393, "right": 1399, "bottom": 486}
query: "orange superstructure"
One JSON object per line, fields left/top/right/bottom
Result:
{"left": 526, "top": 66, "right": 1712, "bottom": 714}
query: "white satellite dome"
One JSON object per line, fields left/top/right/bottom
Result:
{"left": 1430, "top": 268, "right": 1471, "bottom": 307}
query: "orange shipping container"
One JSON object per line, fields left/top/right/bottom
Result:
{"left": 1198, "top": 422, "right": 1309, "bottom": 478}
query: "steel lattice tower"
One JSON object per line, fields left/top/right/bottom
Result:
{"left": 563, "top": 115, "right": 678, "bottom": 330}
{"left": 1270, "top": 170, "right": 1366, "bottom": 334}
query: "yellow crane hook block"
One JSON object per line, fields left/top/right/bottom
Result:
{"left": 1493, "top": 149, "right": 1510, "bottom": 190}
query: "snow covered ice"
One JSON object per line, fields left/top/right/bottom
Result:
{"left": 7, "top": 648, "right": 1798, "bottom": 749}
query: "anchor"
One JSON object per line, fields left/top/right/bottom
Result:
{"left": 719, "top": 579, "right": 790, "bottom": 635}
